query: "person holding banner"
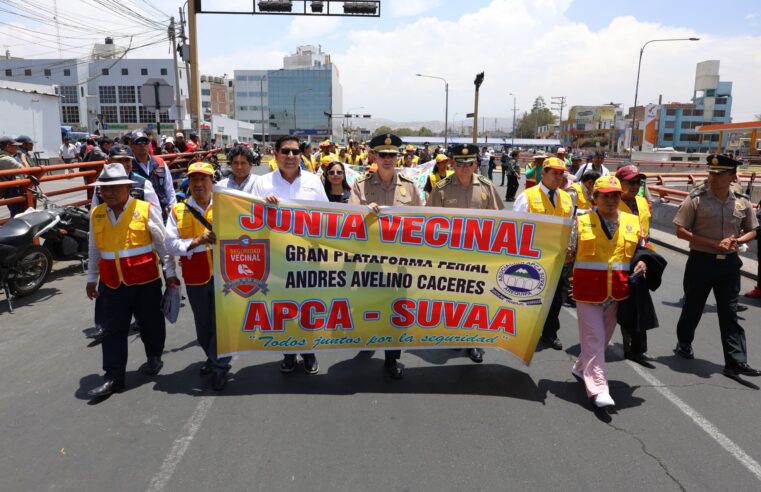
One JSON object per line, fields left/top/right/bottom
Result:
{"left": 251, "top": 135, "right": 328, "bottom": 375}
{"left": 165, "top": 162, "right": 232, "bottom": 391}
{"left": 514, "top": 157, "right": 574, "bottom": 351}
{"left": 427, "top": 143, "right": 503, "bottom": 363}
{"left": 570, "top": 176, "right": 645, "bottom": 408}
{"left": 218, "top": 145, "right": 257, "bottom": 194}
{"left": 349, "top": 133, "right": 421, "bottom": 379}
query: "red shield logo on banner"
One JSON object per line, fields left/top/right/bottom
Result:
{"left": 220, "top": 236, "right": 270, "bottom": 297}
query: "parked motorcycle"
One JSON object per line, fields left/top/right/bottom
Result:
{"left": 0, "top": 177, "right": 89, "bottom": 312}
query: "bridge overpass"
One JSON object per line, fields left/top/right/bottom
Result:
{"left": 0, "top": 165, "right": 759, "bottom": 491}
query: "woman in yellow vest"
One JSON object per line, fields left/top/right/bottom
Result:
{"left": 165, "top": 162, "right": 232, "bottom": 391}
{"left": 567, "top": 169, "right": 600, "bottom": 215}
{"left": 85, "top": 163, "right": 179, "bottom": 398}
{"left": 571, "top": 176, "right": 646, "bottom": 409}
{"left": 423, "top": 153, "right": 454, "bottom": 197}
{"left": 615, "top": 165, "right": 651, "bottom": 240}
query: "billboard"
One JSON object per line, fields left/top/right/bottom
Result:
{"left": 568, "top": 105, "right": 616, "bottom": 123}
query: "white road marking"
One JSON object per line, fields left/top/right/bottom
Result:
{"left": 146, "top": 396, "right": 215, "bottom": 492}
{"left": 562, "top": 307, "right": 761, "bottom": 482}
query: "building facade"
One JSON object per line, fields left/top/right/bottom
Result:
{"left": 562, "top": 104, "right": 625, "bottom": 151}
{"left": 200, "top": 75, "right": 229, "bottom": 119}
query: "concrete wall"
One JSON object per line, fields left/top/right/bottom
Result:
{"left": 0, "top": 87, "right": 61, "bottom": 156}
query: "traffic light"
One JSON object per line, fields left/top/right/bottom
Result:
{"left": 343, "top": 2, "right": 377, "bottom": 15}
{"left": 258, "top": 1, "right": 292, "bottom": 12}
{"left": 474, "top": 72, "right": 485, "bottom": 89}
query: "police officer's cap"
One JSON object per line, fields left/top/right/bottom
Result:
{"left": 706, "top": 154, "right": 740, "bottom": 174}
{"left": 369, "top": 133, "right": 402, "bottom": 152}
{"left": 448, "top": 144, "right": 479, "bottom": 163}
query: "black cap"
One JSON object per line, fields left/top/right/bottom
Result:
{"left": 16, "top": 135, "right": 33, "bottom": 144}
{"left": 593, "top": 150, "right": 605, "bottom": 157}
{"left": 449, "top": 144, "right": 479, "bottom": 163}
{"left": 707, "top": 154, "right": 740, "bottom": 173}
{"left": 109, "top": 144, "right": 133, "bottom": 158}
{"left": 369, "top": 133, "right": 402, "bottom": 152}
{"left": 130, "top": 130, "right": 149, "bottom": 144}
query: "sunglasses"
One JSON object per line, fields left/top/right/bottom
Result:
{"left": 279, "top": 148, "right": 302, "bottom": 156}
{"left": 453, "top": 160, "right": 475, "bottom": 167}
{"left": 327, "top": 170, "right": 344, "bottom": 176}
{"left": 378, "top": 152, "right": 398, "bottom": 159}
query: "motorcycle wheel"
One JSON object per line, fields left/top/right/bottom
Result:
{"left": 9, "top": 245, "right": 53, "bottom": 297}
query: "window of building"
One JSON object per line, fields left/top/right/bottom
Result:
{"left": 681, "top": 121, "right": 691, "bottom": 129}
{"left": 236, "top": 91, "right": 247, "bottom": 97}
{"left": 63, "top": 69, "right": 71, "bottom": 76}
{"left": 238, "top": 106, "right": 247, "bottom": 111}
{"left": 61, "top": 106, "right": 79, "bottom": 124}
{"left": 118, "top": 85, "right": 136, "bottom": 103}
{"left": 714, "top": 110, "right": 726, "bottom": 117}
{"left": 141, "top": 68, "right": 148, "bottom": 75}
{"left": 202, "top": 101, "right": 211, "bottom": 108}
{"left": 159, "top": 110, "right": 172, "bottom": 123}
{"left": 683, "top": 109, "right": 692, "bottom": 116}
{"left": 119, "top": 106, "right": 137, "bottom": 123}
{"left": 160, "top": 68, "right": 168, "bottom": 76}
{"left": 665, "top": 120, "right": 674, "bottom": 128}
{"left": 716, "top": 97, "right": 727, "bottom": 104}
{"left": 101, "top": 105, "right": 118, "bottom": 123}
{"left": 4, "top": 69, "right": 11, "bottom": 76}
{"left": 693, "top": 109, "right": 703, "bottom": 116}
{"left": 121, "top": 68, "right": 128, "bottom": 76}
{"left": 24, "top": 69, "right": 31, "bottom": 76}
{"left": 102, "top": 68, "right": 109, "bottom": 76}
{"left": 706, "top": 89, "right": 715, "bottom": 96}
{"left": 59, "top": 85, "right": 78, "bottom": 104}
{"left": 663, "top": 133, "right": 674, "bottom": 141}
{"left": 666, "top": 109, "right": 676, "bottom": 116}
{"left": 99, "top": 85, "right": 116, "bottom": 103}
{"left": 201, "top": 89, "right": 211, "bottom": 96}
{"left": 44, "top": 69, "right": 51, "bottom": 77}
{"left": 81, "top": 87, "right": 84, "bottom": 97}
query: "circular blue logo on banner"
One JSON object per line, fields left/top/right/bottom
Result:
{"left": 496, "top": 262, "right": 547, "bottom": 298}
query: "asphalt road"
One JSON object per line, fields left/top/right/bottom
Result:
{"left": 1, "top": 164, "right": 760, "bottom": 492}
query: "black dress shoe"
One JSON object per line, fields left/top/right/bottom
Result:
{"left": 280, "top": 354, "right": 296, "bottom": 373}
{"left": 674, "top": 342, "right": 694, "bottom": 360}
{"left": 541, "top": 336, "right": 563, "bottom": 351}
{"left": 199, "top": 361, "right": 212, "bottom": 375}
{"left": 302, "top": 354, "right": 319, "bottom": 375}
{"left": 467, "top": 348, "right": 484, "bottom": 363}
{"left": 143, "top": 356, "right": 163, "bottom": 376}
{"left": 724, "top": 362, "right": 761, "bottom": 377}
{"left": 88, "top": 379, "right": 124, "bottom": 397}
{"left": 212, "top": 372, "right": 228, "bottom": 391}
{"left": 384, "top": 358, "right": 404, "bottom": 379}
{"left": 625, "top": 352, "right": 656, "bottom": 368}
{"left": 736, "top": 305, "right": 748, "bottom": 312}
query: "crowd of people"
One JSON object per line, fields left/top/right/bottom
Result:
{"left": 6, "top": 126, "right": 756, "bottom": 410}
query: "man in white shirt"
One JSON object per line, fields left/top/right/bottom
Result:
{"left": 217, "top": 145, "right": 257, "bottom": 194}
{"left": 573, "top": 150, "right": 610, "bottom": 182}
{"left": 251, "top": 135, "right": 328, "bottom": 375}
{"left": 59, "top": 136, "right": 79, "bottom": 171}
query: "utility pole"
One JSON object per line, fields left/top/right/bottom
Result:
{"left": 187, "top": 2, "right": 201, "bottom": 131}
{"left": 179, "top": 7, "right": 191, "bottom": 131}
{"left": 169, "top": 17, "right": 183, "bottom": 130}
{"left": 472, "top": 72, "right": 484, "bottom": 144}
{"left": 509, "top": 93, "right": 517, "bottom": 146}
{"left": 551, "top": 96, "right": 566, "bottom": 143}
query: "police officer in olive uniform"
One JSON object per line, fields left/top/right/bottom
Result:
{"left": 349, "top": 133, "right": 421, "bottom": 379}
{"left": 427, "top": 143, "right": 503, "bottom": 362}
{"left": 673, "top": 154, "right": 760, "bottom": 377}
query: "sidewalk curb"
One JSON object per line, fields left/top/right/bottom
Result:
{"left": 650, "top": 236, "right": 758, "bottom": 282}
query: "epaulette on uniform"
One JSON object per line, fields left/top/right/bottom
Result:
{"left": 435, "top": 175, "right": 454, "bottom": 189}
{"left": 398, "top": 173, "right": 415, "bottom": 183}
{"left": 356, "top": 172, "right": 373, "bottom": 182}
{"left": 477, "top": 175, "right": 493, "bottom": 185}
{"left": 689, "top": 184, "right": 707, "bottom": 198}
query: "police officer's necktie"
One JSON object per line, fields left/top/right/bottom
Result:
{"left": 548, "top": 189, "right": 556, "bottom": 207}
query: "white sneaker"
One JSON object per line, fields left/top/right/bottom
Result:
{"left": 571, "top": 366, "right": 583, "bottom": 380}
{"left": 594, "top": 392, "right": 615, "bottom": 408}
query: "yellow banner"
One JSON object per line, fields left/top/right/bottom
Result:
{"left": 213, "top": 188, "right": 572, "bottom": 364}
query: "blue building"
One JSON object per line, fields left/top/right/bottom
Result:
{"left": 656, "top": 60, "right": 732, "bottom": 152}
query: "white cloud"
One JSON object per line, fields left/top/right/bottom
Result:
{"left": 388, "top": 0, "right": 442, "bottom": 17}
{"left": 331, "top": 0, "right": 761, "bottom": 123}
{"left": 288, "top": 16, "right": 342, "bottom": 39}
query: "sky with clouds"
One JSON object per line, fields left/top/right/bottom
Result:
{"left": 3, "top": 0, "right": 760, "bottom": 123}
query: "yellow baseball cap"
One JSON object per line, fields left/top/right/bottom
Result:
{"left": 319, "top": 139, "right": 331, "bottom": 148}
{"left": 593, "top": 175, "right": 622, "bottom": 193}
{"left": 187, "top": 162, "right": 215, "bottom": 176}
{"left": 320, "top": 155, "right": 335, "bottom": 165}
{"left": 435, "top": 154, "right": 449, "bottom": 163}
{"left": 542, "top": 157, "right": 567, "bottom": 171}
{"left": 405, "top": 144, "right": 415, "bottom": 152}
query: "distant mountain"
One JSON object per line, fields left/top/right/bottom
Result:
{"left": 358, "top": 117, "right": 515, "bottom": 133}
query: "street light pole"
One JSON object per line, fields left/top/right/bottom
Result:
{"left": 416, "top": 74, "right": 448, "bottom": 148}
{"left": 631, "top": 37, "right": 700, "bottom": 150}
{"left": 293, "top": 88, "right": 313, "bottom": 135}
{"left": 260, "top": 74, "right": 267, "bottom": 145}
{"left": 509, "top": 92, "right": 517, "bottom": 147}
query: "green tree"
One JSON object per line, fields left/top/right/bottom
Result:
{"left": 373, "top": 125, "right": 394, "bottom": 137}
{"left": 416, "top": 126, "right": 435, "bottom": 137}
{"left": 513, "top": 102, "right": 556, "bottom": 139}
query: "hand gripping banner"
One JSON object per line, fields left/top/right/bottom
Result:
{"left": 213, "top": 188, "right": 572, "bottom": 364}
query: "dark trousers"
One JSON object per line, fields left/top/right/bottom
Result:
{"left": 676, "top": 251, "right": 747, "bottom": 367}
{"left": 385, "top": 350, "right": 400, "bottom": 361}
{"left": 542, "top": 280, "right": 563, "bottom": 340}
{"left": 505, "top": 174, "right": 519, "bottom": 200}
{"left": 499, "top": 166, "right": 507, "bottom": 186}
{"left": 2, "top": 186, "right": 24, "bottom": 217}
{"left": 621, "top": 323, "right": 647, "bottom": 355}
{"left": 186, "top": 279, "right": 231, "bottom": 373}
{"left": 100, "top": 279, "right": 166, "bottom": 383}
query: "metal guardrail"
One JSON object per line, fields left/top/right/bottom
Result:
{"left": 0, "top": 149, "right": 220, "bottom": 224}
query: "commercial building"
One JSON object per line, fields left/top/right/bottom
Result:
{"left": 654, "top": 60, "right": 731, "bottom": 152}
{"left": 561, "top": 104, "right": 625, "bottom": 151}
{"left": 0, "top": 38, "right": 188, "bottom": 138}
{"left": 232, "top": 45, "right": 343, "bottom": 142}
{"left": 200, "top": 75, "right": 229, "bottom": 119}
